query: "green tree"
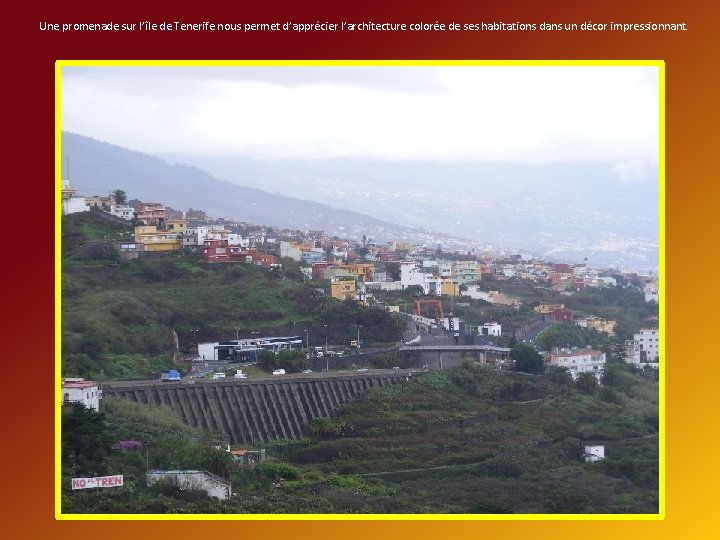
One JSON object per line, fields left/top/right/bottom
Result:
{"left": 510, "top": 343, "right": 544, "bottom": 374}
{"left": 611, "top": 339, "right": 627, "bottom": 362}
{"left": 536, "top": 323, "right": 589, "bottom": 351}
{"left": 546, "top": 366, "right": 573, "bottom": 392}
{"left": 601, "top": 362, "right": 623, "bottom": 388}
{"left": 62, "top": 403, "right": 112, "bottom": 476}
{"left": 576, "top": 372, "right": 599, "bottom": 394}
{"left": 274, "top": 349, "right": 309, "bottom": 372}
{"left": 384, "top": 261, "right": 401, "bottom": 281}
{"left": 112, "top": 189, "right": 127, "bottom": 205}
{"left": 404, "top": 285, "right": 425, "bottom": 297}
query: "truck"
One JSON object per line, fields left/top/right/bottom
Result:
{"left": 161, "top": 369, "right": 181, "bottom": 382}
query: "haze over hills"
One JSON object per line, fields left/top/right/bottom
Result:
{"left": 162, "top": 156, "right": 659, "bottom": 271}
{"left": 61, "top": 132, "right": 658, "bottom": 271}
{"left": 61, "top": 132, "right": 456, "bottom": 246}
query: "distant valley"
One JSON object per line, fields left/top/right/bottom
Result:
{"left": 61, "top": 132, "right": 658, "bottom": 270}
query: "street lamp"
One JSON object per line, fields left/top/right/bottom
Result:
{"left": 356, "top": 324, "right": 363, "bottom": 348}
{"left": 236, "top": 327, "right": 240, "bottom": 340}
{"left": 304, "top": 329, "right": 309, "bottom": 351}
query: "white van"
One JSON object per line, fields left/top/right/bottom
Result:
{"left": 272, "top": 369, "right": 286, "bottom": 375}
{"left": 212, "top": 372, "right": 226, "bottom": 380}
{"left": 234, "top": 370, "right": 247, "bottom": 379}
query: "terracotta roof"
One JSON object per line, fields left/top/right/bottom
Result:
{"left": 62, "top": 381, "right": 98, "bottom": 388}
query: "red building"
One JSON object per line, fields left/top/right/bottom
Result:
{"left": 552, "top": 263, "right": 573, "bottom": 274}
{"left": 550, "top": 308, "right": 573, "bottom": 323}
{"left": 311, "top": 261, "right": 331, "bottom": 280}
{"left": 202, "top": 239, "right": 277, "bottom": 267}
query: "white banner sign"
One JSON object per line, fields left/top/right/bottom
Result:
{"left": 71, "top": 475, "right": 124, "bottom": 490}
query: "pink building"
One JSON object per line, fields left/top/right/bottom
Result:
{"left": 135, "top": 202, "right": 166, "bottom": 226}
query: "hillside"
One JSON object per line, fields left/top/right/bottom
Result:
{"left": 61, "top": 212, "right": 401, "bottom": 379}
{"left": 62, "top": 362, "right": 658, "bottom": 514}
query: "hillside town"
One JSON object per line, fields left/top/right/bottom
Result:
{"left": 61, "top": 180, "right": 660, "bottom": 380}
{"left": 61, "top": 177, "right": 660, "bottom": 515}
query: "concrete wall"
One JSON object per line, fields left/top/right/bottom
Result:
{"left": 104, "top": 374, "right": 409, "bottom": 444}
{"left": 146, "top": 470, "right": 231, "bottom": 500}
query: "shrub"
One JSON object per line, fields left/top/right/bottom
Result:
{"left": 256, "top": 461, "right": 303, "bottom": 480}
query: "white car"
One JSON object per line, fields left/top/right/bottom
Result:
{"left": 212, "top": 372, "right": 226, "bottom": 380}
{"left": 272, "top": 369, "right": 286, "bottom": 375}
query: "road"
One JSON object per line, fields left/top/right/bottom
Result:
{"left": 103, "top": 366, "right": 424, "bottom": 389}
{"left": 521, "top": 320, "right": 555, "bottom": 344}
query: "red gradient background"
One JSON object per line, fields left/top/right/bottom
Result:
{"left": 6, "top": 0, "right": 716, "bottom": 538}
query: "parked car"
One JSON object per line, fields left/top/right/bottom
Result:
{"left": 161, "top": 370, "right": 181, "bottom": 382}
{"left": 212, "top": 372, "right": 225, "bottom": 380}
{"left": 272, "top": 369, "right": 286, "bottom": 375}
{"left": 302, "top": 369, "right": 313, "bottom": 374}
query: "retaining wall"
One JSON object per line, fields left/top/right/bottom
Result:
{"left": 104, "top": 373, "right": 412, "bottom": 444}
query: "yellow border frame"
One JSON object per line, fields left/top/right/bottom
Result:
{"left": 55, "top": 59, "right": 665, "bottom": 521}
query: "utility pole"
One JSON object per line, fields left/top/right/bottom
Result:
{"left": 324, "top": 324, "right": 329, "bottom": 371}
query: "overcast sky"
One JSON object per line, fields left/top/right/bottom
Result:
{"left": 61, "top": 65, "right": 659, "bottom": 178}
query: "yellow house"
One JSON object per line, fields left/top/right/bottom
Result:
{"left": 338, "top": 263, "right": 375, "bottom": 282}
{"left": 330, "top": 279, "right": 356, "bottom": 301}
{"left": 165, "top": 219, "right": 187, "bottom": 233}
{"left": 585, "top": 316, "right": 617, "bottom": 336}
{"left": 441, "top": 279, "right": 460, "bottom": 296}
{"left": 133, "top": 225, "right": 181, "bottom": 252}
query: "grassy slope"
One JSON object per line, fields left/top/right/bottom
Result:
{"left": 61, "top": 213, "right": 324, "bottom": 378}
{"left": 281, "top": 364, "right": 658, "bottom": 514}
{"left": 62, "top": 363, "right": 658, "bottom": 514}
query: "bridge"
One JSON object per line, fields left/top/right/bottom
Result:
{"left": 398, "top": 344, "right": 511, "bottom": 369}
{"left": 103, "top": 370, "right": 420, "bottom": 445}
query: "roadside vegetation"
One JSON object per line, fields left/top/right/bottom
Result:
{"left": 62, "top": 360, "right": 658, "bottom": 514}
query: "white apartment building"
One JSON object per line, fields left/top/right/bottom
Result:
{"left": 61, "top": 378, "right": 102, "bottom": 412}
{"left": 400, "top": 262, "right": 441, "bottom": 296}
{"left": 547, "top": 349, "right": 606, "bottom": 381}
{"left": 279, "top": 241, "right": 303, "bottom": 261}
{"left": 109, "top": 204, "right": 134, "bottom": 220}
{"left": 439, "top": 262, "right": 453, "bottom": 279}
{"left": 62, "top": 197, "right": 88, "bottom": 215}
{"left": 452, "top": 261, "right": 480, "bottom": 285}
{"left": 626, "top": 328, "right": 660, "bottom": 364}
